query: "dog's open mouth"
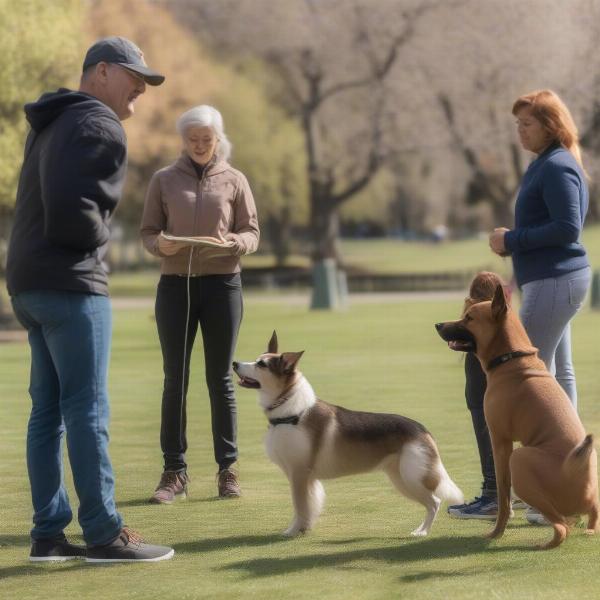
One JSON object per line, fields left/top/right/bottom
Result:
{"left": 448, "top": 339, "right": 476, "bottom": 352}
{"left": 436, "top": 323, "right": 476, "bottom": 353}
{"left": 237, "top": 376, "right": 261, "bottom": 389}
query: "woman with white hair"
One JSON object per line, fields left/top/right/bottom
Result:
{"left": 141, "top": 105, "right": 259, "bottom": 501}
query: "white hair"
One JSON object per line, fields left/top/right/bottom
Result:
{"left": 176, "top": 105, "right": 232, "bottom": 162}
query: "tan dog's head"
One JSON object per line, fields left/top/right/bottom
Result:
{"left": 232, "top": 331, "right": 304, "bottom": 401}
{"left": 435, "top": 284, "right": 511, "bottom": 360}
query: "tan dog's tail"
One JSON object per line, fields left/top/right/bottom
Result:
{"left": 563, "top": 434, "right": 595, "bottom": 474}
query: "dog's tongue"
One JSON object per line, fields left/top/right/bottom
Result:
{"left": 448, "top": 341, "right": 460, "bottom": 350}
{"left": 238, "top": 376, "right": 260, "bottom": 389}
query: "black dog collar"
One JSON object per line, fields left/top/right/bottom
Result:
{"left": 269, "top": 414, "right": 301, "bottom": 426}
{"left": 487, "top": 350, "right": 534, "bottom": 371}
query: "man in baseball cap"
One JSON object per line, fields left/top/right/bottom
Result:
{"left": 83, "top": 36, "right": 165, "bottom": 86}
{"left": 78, "top": 36, "right": 164, "bottom": 121}
{"left": 7, "top": 35, "right": 173, "bottom": 563}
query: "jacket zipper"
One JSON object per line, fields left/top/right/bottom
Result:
{"left": 190, "top": 168, "right": 207, "bottom": 268}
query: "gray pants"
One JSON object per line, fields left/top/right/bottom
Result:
{"left": 519, "top": 266, "right": 591, "bottom": 410}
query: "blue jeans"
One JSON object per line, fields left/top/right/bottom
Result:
{"left": 11, "top": 290, "right": 122, "bottom": 545}
{"left": 519, "top": 267, "right": 591, "bottom": 410}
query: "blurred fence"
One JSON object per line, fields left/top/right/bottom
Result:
{"left": 107, "top": 240, "right": 476, "bottom": 292}
{"left": 106, "top": 239, "right": 157, "bottom": 271}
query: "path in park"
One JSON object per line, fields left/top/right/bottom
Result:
{"left": 0, "top": 291, "right": 465, "bottom": 343}
{"left": 111, "top": 290, "right": 466, "bottom": 310}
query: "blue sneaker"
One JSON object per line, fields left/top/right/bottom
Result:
{"left": 448, "top": 496, "right": 508, "bottom": 520}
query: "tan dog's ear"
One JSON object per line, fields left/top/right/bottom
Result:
{"left": 268, "top": 330, "right": 278, "bottom": 354}
{"left": 491, "top": 284, "right": 508, "bottom": 321}
{"left": 281, "top": 351, "right": 304, "bottom": 374}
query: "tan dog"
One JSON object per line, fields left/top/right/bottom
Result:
{"left": 436, "top": 284, "right": 599, "bottom": 549}
{"left": 232, "top": 332, "right": 463, "bottom": 537}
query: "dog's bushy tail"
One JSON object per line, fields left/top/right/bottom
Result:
{"left": 434, "top": 459, "right": 464, "bottom": 505}
{"left": 563, "top": 434, "right": 595, "bottom": 475}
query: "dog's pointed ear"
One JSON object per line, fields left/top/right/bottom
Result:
{"left": 491, "top": 284, "right": 508, "bottom": 321}
{"left": 281, "top": 351, "right": 304, "bottom": 374}
{"left": 268, "top": 330, "right": 278, "bottom": 354}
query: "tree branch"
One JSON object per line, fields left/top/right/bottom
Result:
{"left": 331, "top": 93, "right": 385, "bottom": 206}
{"left": 318, "top": 3, "right": 430, "bottom": 105}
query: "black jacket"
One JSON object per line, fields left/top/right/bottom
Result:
{"left": 6, "top": 88, "right": 127, "bottom": 297}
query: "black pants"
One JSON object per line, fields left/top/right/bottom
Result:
{"left": 155, "top": 273, "right": 243, "bottom": 472}
{"left": 465, "top": 352, "right": 496, "bottom": 498}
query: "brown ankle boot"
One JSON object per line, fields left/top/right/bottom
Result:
{"left": 217, "top": 468, "right": 241, "bottom": 498}
{"left": 149, "top": 470, "right": 189, "bottom": 504}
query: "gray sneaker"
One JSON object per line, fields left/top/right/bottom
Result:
{"left": 525, "top": 507, "right": 551, "bottom": 526}
{"left": 511, "top": 498, "right": 529, "bottom": 510}
{"left": 29, "top": 533, "right": 86, "bottom": 562}
{"left": 86, "top": 527, "right": 174, "bottom": 563}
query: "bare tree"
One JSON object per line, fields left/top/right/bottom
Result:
{"left": 402, "top": 0, "right": 590, "bottom": 230}
{"left": 168, "top": 0, "right": 598, "bottom": 243}
{"left": 168, "top": 0, "right": 433, "bottom": 262}
{"left": 437, "top": 91, "right": 522, "bottom": 226}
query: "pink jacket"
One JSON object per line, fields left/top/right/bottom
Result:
{"left": 140, "top": 154, "right": 259, "bottom": 275}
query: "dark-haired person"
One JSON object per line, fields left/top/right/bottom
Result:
{"left": 6, "top": 37, "right": 173, "bottom": 563}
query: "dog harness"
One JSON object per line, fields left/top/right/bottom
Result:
{"left": 487, "top": 350, "right": 535, "bottom": 370}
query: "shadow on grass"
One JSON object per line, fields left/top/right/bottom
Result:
{"left": 220, "top": 535, "right": 533, "bottom": 578}
{"left": 0, "top": 534, "right": 31, "bottom": 547}
{"left": 117, "top": 494, "right": 225, "bottom": 508}
{"left": 321, "top": 537, "right": 381, "bottom": 546}
{"left": 0, "top": 561, "right": 91, "bottom": 581}
{"left": 186, "top": 496, "right": 230, "bottom": 504}
{"left": 398, "top": 568, "right": 487, "bottom": 583}
{"left": 173, "top": 534, "right": 290, "bottom": 554}
{"left": 116, "top": 498, "right": 153, "bottom": 508}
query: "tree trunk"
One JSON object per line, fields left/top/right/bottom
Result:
{"left": 310, "top": 191, "right": 340, "bottom": 264}
{"left": 266, "top": 207, "right": 291, "bottom": 268}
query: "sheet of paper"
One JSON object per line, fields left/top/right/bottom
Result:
{"left": 160, "top": 231, "right": 234, "bottom": 249}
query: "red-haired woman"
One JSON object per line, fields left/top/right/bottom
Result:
{"left": 489, "top": 90, "right": 591, "bottom": 524}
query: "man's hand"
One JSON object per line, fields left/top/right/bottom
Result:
{"left": 489, "top": 227, "right": 510, "bottom": 257}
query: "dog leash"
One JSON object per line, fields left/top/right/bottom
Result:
{"left": 487, "top": 350, "right": 535, "bottom": 370}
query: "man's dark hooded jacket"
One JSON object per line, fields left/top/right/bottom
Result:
{"left": 6, "top": 88, "right": 127, "bottom": 297}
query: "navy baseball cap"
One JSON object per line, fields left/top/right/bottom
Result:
{"left": 83, "top": 36, "right": 165, "bottom": 86}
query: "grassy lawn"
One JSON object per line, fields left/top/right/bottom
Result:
{"left": 1, "top": 292, "right": 600, "bottom": 599}
{"left": 341, "top": 222, "right": 600, "bottom": 274}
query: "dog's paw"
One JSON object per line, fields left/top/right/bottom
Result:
{"left": 282, "top": 524, "right": 306, "bottom": 537}
{"left": 410, "top": 528, "right": 428, "bottom": 537}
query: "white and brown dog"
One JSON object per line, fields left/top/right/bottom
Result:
{"left": 232, "top": 332, "right": 463, "bottom": 537}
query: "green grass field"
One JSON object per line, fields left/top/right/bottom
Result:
{"left": 2, "top": 291, "right": 600, "bottom": 600}
{"left": 339, "top": 223, "right": 600, "bottom": 275}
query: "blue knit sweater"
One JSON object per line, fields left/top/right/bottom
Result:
{"left": 504, "top": 143, "right": 589, "bottom": 287}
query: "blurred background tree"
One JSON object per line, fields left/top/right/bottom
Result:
{"left": 168, "top": 0, "right": 434, "bottom": 263}
{"left": 2, "top": 0, "right": 600, "bottom": 277}
{"left": 166, "top": 0, "right": 600, "bottom": 261}
{"left": 0, "top": 0, "right": 80, "bottom": 324}
{"left": 85, "top": 0, "right": 307, "bottom": 265}
{"left": 0, "top": 0, "right": 81, "bottom": 246}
